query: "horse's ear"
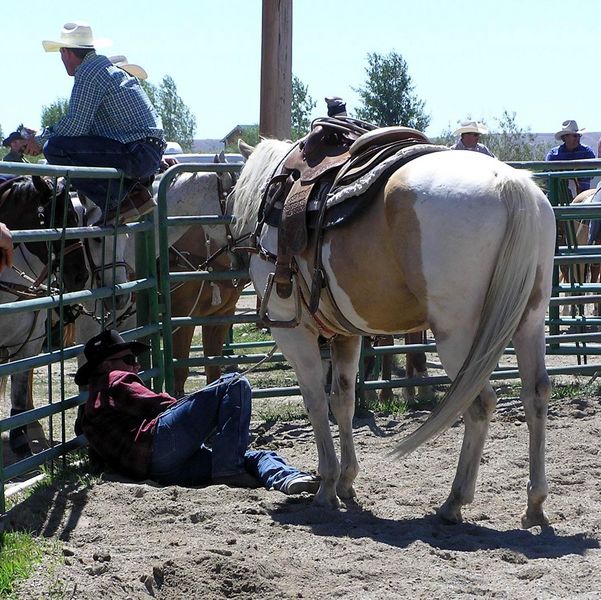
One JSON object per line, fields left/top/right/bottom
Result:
{"left": 32, "top": 175, "right": 51, "bottom": 196}
{"left": 213, "top": 151, "right": 226, "bottom": 164}
{"left": 238, "top": 139, "right": 254, "bottom": 159}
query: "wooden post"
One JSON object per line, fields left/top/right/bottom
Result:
{"left": 260, "top": 0, "right": 292, "bottom": 140}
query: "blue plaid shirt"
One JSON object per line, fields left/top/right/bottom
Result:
{"left": 45, "top": 52, "right": 164, "bottom": 144}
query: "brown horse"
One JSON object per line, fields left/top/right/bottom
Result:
{"left": 363, "top": 331, "right": 430, "bottom": 404}
{"left": 168, "top": 225, "right": 247, "bottom": 396}
{"left": 563, "top": 188, "right": 601, "bottom": 316}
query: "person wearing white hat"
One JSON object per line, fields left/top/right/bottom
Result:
{"left": 25, "top": 22, "right": 165, "bottom": 225}
{"left": 109, "top": 55, "right": 148, "bottom": 81}
{"left": 545, "top": 119, "right": 595, "bottom": 193}
{"left": 450, "top": 121, "right": 495, "bottom": 157}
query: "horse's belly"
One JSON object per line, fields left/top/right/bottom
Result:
{"left": 320, "top": 237, "right": 427, "bottom": 334}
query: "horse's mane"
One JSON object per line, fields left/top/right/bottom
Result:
{"left": 0, "top": 176, "right": 39, "bottom": 214}
{"left": 231, "top": 139, "right": 291, "bottom": 237}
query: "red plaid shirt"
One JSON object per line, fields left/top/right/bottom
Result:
{"left": 81, "top": 371, "right": 177, "bottom": 479}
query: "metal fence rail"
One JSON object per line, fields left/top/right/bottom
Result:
{"left": 0, "top": 162, "right": 161, "bottom": 536}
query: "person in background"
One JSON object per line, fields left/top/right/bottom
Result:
{"left": 24, "top": 21, "right": 164, "bottom": 225}
{"left": 75, "top": 329, "right": 321, "bottom": 494}
{"left": 450, "top": 121, "right": 495, "bottom": 157}
{"left": 546, "top": 119, "right": 595, "bottom": 195}
{"left": 325, "top": 96, "right": 347, "bottom": 118}
{"left": 108, "top": 55, "right": 148, "bottom": 80}
{"left": 2, "top": 131, "right": 28, "bottom": 163}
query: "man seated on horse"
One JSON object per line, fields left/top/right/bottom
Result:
{"left": 25, "top": 21, "right": 164, "bottom": 226}
{"left": 450, "top": 121, "right": 495, "bottom": 157}
{"left": 546, "top": 119, "right": 595, "bottom": 195}
{"left": 75, "top": 329, "right": 320, "bottom": 494}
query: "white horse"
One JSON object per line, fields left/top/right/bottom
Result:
{"left": 193, "top": 138, "right": 556, "bottom": 528}
{"left": 74, "top": 167, "right": 235, "bottom": 349}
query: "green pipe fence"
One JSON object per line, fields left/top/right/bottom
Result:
{"left": 0, "top": 162, "right": 161, "bottom": 540}
{"left": 3, "top": 158, "right": 601, "bottom": 540}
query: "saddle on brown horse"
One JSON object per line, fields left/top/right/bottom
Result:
{"left": 255, "top": 117, "right": 447, "bottom": 323}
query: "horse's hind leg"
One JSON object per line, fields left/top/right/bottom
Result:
{"left": 512, "top": 320, "right": 550, "bottom": 529}
{"left": 438, "top": 382, "right": 497, "bottom": 524}
{"left": 330, "top": 335, "right": 362, "bottom": 499}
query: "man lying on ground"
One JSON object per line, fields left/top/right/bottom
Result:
{"left": 75, "top": 329, "right": 320, "bottom": 494}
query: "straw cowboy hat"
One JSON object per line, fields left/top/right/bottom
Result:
{"left": 42, "top": 21, "right": 111, "bottom": 52}
{"left": 453, "top": 120, "right": 489, "bottom": 136}
{"left": 109, "top": 55, "right": 148, "bottom": 80}
{"left": 555, "top": 119, "right": 586, "bottom": 141}
{"left": 74, "top": 329, "right": 149, "bottom": 385}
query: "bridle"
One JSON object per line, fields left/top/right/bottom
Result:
{"left": 0, "top": 182, "right": 86, "bottom": 359}
{"left": 1, "top": 180, "right": 85, "bottom": 295}
{"left": 81, "top": 208, "right": 131, "bottom": 288}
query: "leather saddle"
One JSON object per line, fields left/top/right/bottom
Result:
{"left": 256, "top": 117, "right": 444, "bottom": 306}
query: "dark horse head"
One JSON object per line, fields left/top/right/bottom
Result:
{"left": 0, "top": 176, "right": 88, "bottom": 291}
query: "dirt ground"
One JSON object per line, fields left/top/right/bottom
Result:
{"left": 6, "top": 385, "right": 601, "bottom": 600}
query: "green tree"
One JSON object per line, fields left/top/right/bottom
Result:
{"left": 353, "top": 51, "right": 430, "bottom": 130}
{"left": 430, "top": 124, "right": 454, "bottom": 147}
{"left": 41, "top": 98, "right": 69, "bottom": 128}
{"left": 487, "top": 110, "right": 547, "bottom": 161}
{"left": 143, "top": 76, "right": 196, "bottom": 152}
{"left": 291, "top": 75, "right": 316, "bottom": 140}
{"left": 434, "top": 112, "right": 547, "bottom": 162}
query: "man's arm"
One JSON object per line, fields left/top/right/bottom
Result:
{"left": 110, "top": 373, "right": 177, "bottom": 418}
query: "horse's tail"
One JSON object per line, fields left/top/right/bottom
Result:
{"left": 393, "top": 172, "right": 544, "bottom": 456}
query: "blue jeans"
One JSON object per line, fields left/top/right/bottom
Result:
{"left": 149, "top": 374, "right": 307, "bottom": 491}
{"left": 44, "top": 135, "right": 161, "bottom": 215}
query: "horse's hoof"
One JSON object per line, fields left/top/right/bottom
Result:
{"left": 336, "top": 484, "right": 356, "bottom": 500}
{"left": 9, "top": 432, "right": 32, "bottom": 459}
{"left": 521, "top": 509, "right": 549, "bottom": 529}
{"left": 437, "top": 500, "right": 463, "bottom": 524}
{"left": 312, "top": 488, "right": 340, "bottom": 509}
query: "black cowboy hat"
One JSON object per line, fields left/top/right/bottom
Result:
{"left": 74, "top": 329, "right": 149, "bottom": 385}
{"left": 2, "top": 131, "right": 25, "bottom": 147}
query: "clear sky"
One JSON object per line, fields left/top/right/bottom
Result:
{"left": 2, "top": 0, "right": 600, "bottom": 141}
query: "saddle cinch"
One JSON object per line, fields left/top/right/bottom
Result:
{"left": 255, "top": 117, "right": 448, "bottom": 327}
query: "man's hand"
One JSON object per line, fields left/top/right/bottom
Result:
{"left": 0, "top": 223, "right": 14, "bottom": 272}
{"left": 159, "top": 157, "right": 178, "bottom": 173}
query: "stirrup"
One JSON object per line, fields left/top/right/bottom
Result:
{"left": 258, "top": 272, "right": 302, "bottom": 328}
